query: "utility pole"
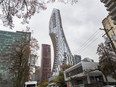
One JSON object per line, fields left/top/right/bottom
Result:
{"left": 100, "top": 28, "right": 116, "bottom": 54}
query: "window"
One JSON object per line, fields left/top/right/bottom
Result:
{"left": 27, "top": 84, "right": 36, "bottom": 87}
{"left": 52, "top": 13, "right": 56, "bottom": 28}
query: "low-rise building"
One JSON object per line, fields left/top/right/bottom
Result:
{"left": 64, "top": 61, "right": 116, "bottom": 87}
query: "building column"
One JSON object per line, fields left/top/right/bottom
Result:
{"left": 87, "top": 74, "right": 91, "bottom": 84}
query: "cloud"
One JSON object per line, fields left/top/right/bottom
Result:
{"left": 53, "top": 0, "right": 108, "bottom": 61}
{"left": 0, "top": 0, "right": 108, "bottom": 65}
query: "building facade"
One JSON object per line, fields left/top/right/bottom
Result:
{"left": 35, "top": 66, "right": 41, "bottom": 83}
{"left": 100, "top": 0, "right": 116, "bottom": 24}
{"left": 41, "top": 44, "right": 51, "bottom": 82}
{"left": 0, "top": 30, "right": 31, "bottom": 87}
{"left": 49, "top": 8, "right": 73, "bottom": 75}
{"left": 73, "top": 55, "right": 81, "bottom": 65}
{"left": 29, "top": 54, "right": 38, "bottom": 80}
{"left": 31, "top": 66, "right": 41, "bottom": 83}
{"left": 64, "top": 61, "right": 116, "bottom": 87}
{"left": 102, "top": 15, "right": 116, "bottom": 50}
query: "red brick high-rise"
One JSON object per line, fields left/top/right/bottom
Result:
{"left": 41, "top": 44, "right": 51, "bottom": 82}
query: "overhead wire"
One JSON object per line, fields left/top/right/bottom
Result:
{"left": 77, "top": 32, "right": 104, "bottom": 54}
{"left": 77, "top": 30, "right": 102, "bottom": 52}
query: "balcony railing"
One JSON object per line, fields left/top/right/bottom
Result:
{"left": 105, "top": 0, "right": 112, "bottom": 7}
{"left": 107, "top": 2, "right": 115, "bottom": 11}
{"left": 109, "top": 7, "right": 116, "bottom": 15}
{"left": 113, "top": 20, "right": 116, "bottom": 25}
{"left": 112, "top": 14, "right": 116, "bottom": 20}
{"left": 100, "top": 0, "right": 107, "bottom": 3}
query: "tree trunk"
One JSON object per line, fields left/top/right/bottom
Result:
{"left": 104, "top": 74, "right": 109, "bottom": 85}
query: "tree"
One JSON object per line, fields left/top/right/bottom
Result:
{"left": 97, "top": 43, "right": 116, "bottom": 80}
{"left": 0, "top": 0, "right": 78, "bottom": 28}
{"left": 53, "top": 71, "right": 66, "bottom": 87}
{"left": 52, "top": 64, "right": 71, "bottom": 87}
{"left": 0, "top": 0, "right": 46, "bottom": 28}
{"left": 9, "top": 33, "right": 39, "bottom": 87}
{"left": 38, "top": 81, "right": 48, "bottom": 87}
{"left": 61, "top": 64, "right": 72, "bottom": 71}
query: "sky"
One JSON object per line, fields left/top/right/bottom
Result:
{"left": 0, "top": 0, "right": 108, "bottom": 66}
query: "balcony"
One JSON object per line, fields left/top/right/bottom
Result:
{"left": 105, "top": 0, "right": 112, "bottom": 7}
{"left": 113, "top": 20, "right": 116, "bottom": 25}
{"left": 112, "top": 14, "right": 116, "bottom": 20}
{"left": 100, "top": 0, "right": 107, "bottom": 3}
{"left": 109, "top": 7, "right": 116, "bottom": 15}
{"left": 107, "top": 2, "right": 115, "bottom": 11}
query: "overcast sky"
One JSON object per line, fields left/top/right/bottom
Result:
{"left": 0, "top": 0, "right": 108, "bottom": 66}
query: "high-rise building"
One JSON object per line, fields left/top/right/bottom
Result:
{"left": 49, "top": 9, "right": 73, "bottom": 75}
{"left": 102, "top": 15, "right": 116, "bottom": 50}
{"left": 100, "top": 0, "right": 116, "bottom": 24}
{"left": 41, "top": 44, "right": 51, "bottom": 82}
{"left": 0, "top": 30, "right": 31, "bottom": 87}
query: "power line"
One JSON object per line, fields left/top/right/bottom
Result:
{"left": 77, "top": 30, "right": 100, "bottom": 51}
{"left": 77, "top": 32, "right": 104, "bottom": 54}
{"left": 78, "top": 32, "right": 103, "bottom": 54}
{"left": 77, "top": 30, "right": 102, "bottom": 52}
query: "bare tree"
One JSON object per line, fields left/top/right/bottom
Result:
{"left": 97, "top": 43, "right": 116, "bottom": 80}
{"left": 9, "top": 35, "right": 39, "bottom": 87}
{"left": 0, "top": 0, "right": 46, "bottom": 28}
{"left": 0, "top": 0, "right": 78, "bottom": 28}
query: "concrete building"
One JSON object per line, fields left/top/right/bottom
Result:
{"left": 82, "top": 57, "right": 94, "bottom": 62}
{"left": 41, "top": 44, "right": 51, "bottom": 82}
{"left": 73, "top": 55, "right": 81, "bottom": 65}
{"left": 29, "top": 54, "right": 38, "bottom": 80}
{"left": 64, "top": 61, "right": 116, "bottom": 87}
{"left": 49, "top": 8, "right": 73, "bottom": 75}
{"left": 0, "top": 30, "right": 31, "bottom": 87}
{"left": 102, "top": 15, "right": 116, "bottom": 50}
{"left": 31, "top": 66, "right": 41, "bottom": 83}
{"left": 35, "top": 66, "right": 41, "bottom": 83}
{"left": 100, "top": 0, "right": 116, "bottom": 24}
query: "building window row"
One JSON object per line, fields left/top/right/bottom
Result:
{"left": 66, "top": 66, "right": 83, "bottom": 78}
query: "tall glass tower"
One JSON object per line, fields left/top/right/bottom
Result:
{"left": 49, "top": 9, "right": 73, "bottom": 75}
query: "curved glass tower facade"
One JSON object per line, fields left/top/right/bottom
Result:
{"left": 49, "top": 9, "right": 73, "bottom": 75}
